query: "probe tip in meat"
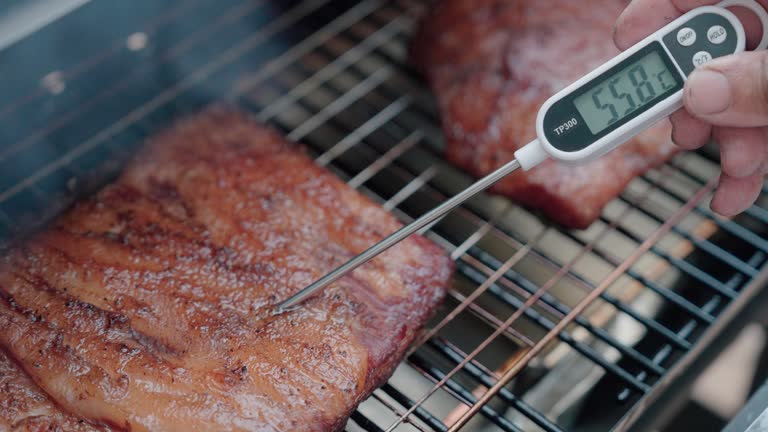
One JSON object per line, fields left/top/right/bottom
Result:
{"left": 278, "top": 157, "right": 525, "bottom": 310}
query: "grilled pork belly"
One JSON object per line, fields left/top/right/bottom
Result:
{"left": 0, "top": 107, "right": 452, "bottom": 431}
{"left": 411, "top": 0, "right": 677, "bottom": 228}
{"left": 0, "top": 350, "right": 111, "bottom": 431}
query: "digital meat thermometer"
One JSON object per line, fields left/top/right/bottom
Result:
{"left": 277, "top": 0, "right": 768, "bottom": 312}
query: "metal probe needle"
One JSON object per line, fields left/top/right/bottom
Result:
{"left": 276, "top": 158, "right": 522, "bottom": 312}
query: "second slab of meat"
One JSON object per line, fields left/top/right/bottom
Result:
{"left": 411, "top": 0, "right": 677, "bottom": 229}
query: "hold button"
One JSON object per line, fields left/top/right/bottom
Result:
{"left": 708, "top": 25, "right": 727, "bottom": 44}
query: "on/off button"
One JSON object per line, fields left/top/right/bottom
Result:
{"left": 677, "top": 27, "right": 697, "bottom": 46}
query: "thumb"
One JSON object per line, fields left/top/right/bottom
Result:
{"left": 684, "top": 51, "right": 768, "bottom": 127}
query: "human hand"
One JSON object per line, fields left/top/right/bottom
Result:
{"left": 615, "top": 0, "right": 768, "bottom": 216}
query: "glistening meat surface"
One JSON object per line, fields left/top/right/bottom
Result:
{"left": 0, "top": 350, "right": 110, "bottom": 432}
{"left": 0, "top": 107, "right": 452, "bottom": 431}
{"left": 411, "top": 0, "right": 677, "bottom": 228}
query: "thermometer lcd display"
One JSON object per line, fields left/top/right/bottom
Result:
{"left": 574, "top": 51, "right": 681, "bottom": 135}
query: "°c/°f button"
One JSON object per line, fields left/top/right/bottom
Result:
{"left": 693, "top": 51, "right": 712, "bottom": 67}
{"left": 677, "top": 27, "right": 697, "bottom": 46}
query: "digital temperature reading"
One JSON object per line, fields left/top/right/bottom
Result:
{"left": 574, "top": 51, "right": 680, "bottom": 134}
{"left": 280, "top": 4, "right": 762, "bottom": 316}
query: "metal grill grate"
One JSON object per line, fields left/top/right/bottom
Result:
{"left": 0, "top": 0, "right": 767, "bottom": 431}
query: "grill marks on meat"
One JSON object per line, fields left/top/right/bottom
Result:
{"left": 411, "top": 0, "right": 677, "bottom": 228}
{"left": 0, "top": 107, "right": 452, "bottom": 431}
{"left": 0, "top": 350, "right": 110, "bottom": 431}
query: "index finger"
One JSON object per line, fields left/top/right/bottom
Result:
{"left": 614, "top": 0, "right": 719, "bottom": 50}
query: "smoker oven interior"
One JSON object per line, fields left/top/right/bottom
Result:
{"left": 0, "top": 0, "right": 767, "bottom": 431}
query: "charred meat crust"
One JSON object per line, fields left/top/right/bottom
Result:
{"left": 0, "top": 106, "right": 453, "bottom": 431}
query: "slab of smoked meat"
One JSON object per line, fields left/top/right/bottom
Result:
{"left": 411, "top": 0, "right": 677, "bottom": 228}
{"left": 0, "top": 107, "right": 452, "bottom": 431}
{"left": 0, "top": 350, "right": 111, "bottom": 431}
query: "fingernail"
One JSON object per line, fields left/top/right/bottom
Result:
{"left": 670, "top": 120, "right": 680, "bottom": 146}
{"left": 687, "top": 70, "right": 732, "bottom": 115}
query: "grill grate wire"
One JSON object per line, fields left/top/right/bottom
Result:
{"left": 0, "top": 0, "right": 766, "bottom": 431}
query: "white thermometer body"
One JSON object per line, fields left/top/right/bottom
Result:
{"left": 515, "top": 4, "right": 752, "bottom": 170}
